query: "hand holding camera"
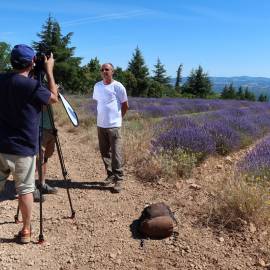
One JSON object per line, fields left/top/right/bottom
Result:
{"left": 44, "top": 52, "right": 55, "bottom": 76}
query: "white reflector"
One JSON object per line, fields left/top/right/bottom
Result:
{"left": 59, "top": 93, "right": 79, "bottom": 127}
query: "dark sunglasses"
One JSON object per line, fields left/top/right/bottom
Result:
{"left": 100, "top": 68, "right": 110, "bottom": 72}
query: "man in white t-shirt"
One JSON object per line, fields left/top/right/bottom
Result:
{"left": 93, "top": 63, "right": 128, "bottom": 193}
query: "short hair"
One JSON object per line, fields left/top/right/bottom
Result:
{"left": 102, "top": 63, "right": 114, "bottom": 71}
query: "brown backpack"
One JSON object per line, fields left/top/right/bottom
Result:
{"left": 138, "top": 202, "right": 177, "bottom": 239}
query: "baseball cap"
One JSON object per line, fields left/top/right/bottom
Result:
{"left": 10, "top": 44, "right": 36, "bottom": 65}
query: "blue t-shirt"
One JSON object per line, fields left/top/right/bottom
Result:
{"left": 0, "top": 73, "right": 51, "bottom": 156}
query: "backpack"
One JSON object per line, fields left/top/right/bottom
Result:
{"left": 138, "top": 202, "right": 177, "bottom": 239}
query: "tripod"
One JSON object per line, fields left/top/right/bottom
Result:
{"left": 14, "top": 74, "right": 76, "bottom": 243}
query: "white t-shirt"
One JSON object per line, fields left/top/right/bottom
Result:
{"left": 93, "top": 80, "right": 128, "bottom": 128}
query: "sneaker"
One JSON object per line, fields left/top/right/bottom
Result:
{"left": 40, "top": 183, "right": 58, "bottom": 194}
{"left": 16, "top": 228, "right": 31, "bottom": 244}
{"left": 102, "top": 175, "right": 115, "bottom": 186}
{"left": 33, "top": 189, "right": 45, "bottom": 203}
{"left": 113, "top": 181, "right": 122, "bottom": 193}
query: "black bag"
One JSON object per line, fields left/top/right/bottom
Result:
{"left": 138, "top": 202, "right": 177, "bottom": 239}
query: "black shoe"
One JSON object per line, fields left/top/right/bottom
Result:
{"left": 33, "top": 189, "right": 45, "bottom": 203}
{"left": 102, "top": 175, "right": 115, "bottom": 186}
{"left": 40, "top": 183, "right": 58, "bottom": 194}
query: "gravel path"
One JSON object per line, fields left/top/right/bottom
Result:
{"left": 0, "top": 127, "right": 269, "bottom": 270}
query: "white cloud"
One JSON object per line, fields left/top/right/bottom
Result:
{"left": 61, "top": 10, "right": 154, "bottom": 27}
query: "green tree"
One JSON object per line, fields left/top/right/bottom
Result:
{"left": 0, "top": 42, "right": 11, "bottom": 72}
{"left": 147, "top": 80, "right": 165, "bottom": 97}
{"left": 113, "top": 67, "right": 136, "bottom": 96}
{"left": 236, "top": 86, "right": 245, "bottom": 100}
{"left": 220, "top": 83, "right": 236, "bottom": 99}
{"left": 33, "top": 15, "right": 82, "bottom": 93}
{"left": 258, "top": 93, "right": 269, "bottom": 102}
{"left": 182, "top": 66, "right": 212, "bottom": 98}
{"left": 81, "top": 57, "right": 101, "bottom": 94}
{"left": 244, "top": 87, "right": 256, "bottom": 101}
{"left": 152, "top": 57, "right": 170, "bottom": 85}
{"left": 127, "top": 46, "right": 149, "bottom": 96}
{"left": 175, "top": 64, "right": 183, "bottom": 94}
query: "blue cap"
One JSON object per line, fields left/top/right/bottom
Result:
{"left": 10, "top": 44, "right": 35, "bottom": 65}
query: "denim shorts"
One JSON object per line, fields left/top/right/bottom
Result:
{"left": 0, "top": 153, "right": 36, "bottom": 195}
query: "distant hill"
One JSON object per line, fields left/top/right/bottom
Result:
{"left": 172, "top": 76, "right": 270, "bottom": 96}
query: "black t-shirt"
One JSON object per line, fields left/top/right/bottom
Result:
{"left": 0, "top": 73, "right": 51, "bottom": 156}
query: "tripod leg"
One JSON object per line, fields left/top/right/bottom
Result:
{"left": 47, "top": 104, "right": 75, "bottom": 219}
{"left": 54, "top": 134, "right": 75, "bottom": 219}
{"left": 38, "top": 118, "right": 45, "bottom": 243}
{"left": 65, "top": 182, "right": 75, "bottom": 219}
{"left": 14, "top": 204, "right": 20, "bottom": 224}
{"left": 38, "top": 186, "right": 44, "bottom": 243}
{"left": 55, "top": 134, "right": 75, "bottom": 218}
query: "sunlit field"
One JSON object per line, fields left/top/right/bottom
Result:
{"left": 55, "top": 95, "right": 270, "bottom": 228}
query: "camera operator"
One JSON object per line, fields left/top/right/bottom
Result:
{"left": 0, "top": 44, "right": 58, "bottom": 244}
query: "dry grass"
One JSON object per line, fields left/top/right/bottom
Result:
{"left": 122, "top": 119, "right": 153, "bottom": 166}
{"left": 206, "top": 175, "right": 270, "bottom": 229}
{"left": 53, "top": 95, "right": 95, "bottom": 132}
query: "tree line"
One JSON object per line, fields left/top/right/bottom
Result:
{"left": 0, "top": 15, "right": 268, "bottom": 101}
{"left": 220, "top": 83, "right": 268, "bottom": 102}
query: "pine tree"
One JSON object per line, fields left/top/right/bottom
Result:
{"left": 152, "top": 57, "right": 170, "bottom": 85}
{"left": 182, "top": 66, "right": 212, "bottom": 98}
{"left": 258, "top": 93, "right": 269, "bottom": 102}
{"left": 175, "top": 64, "right": 183, "bottom": 94}
{"left": 220, "top": 85, "right": 229, "bottom": 99}
{"left": 0, "top": 42, "right": 11, "bottom": 72}
{"left": 244, "top": 87, "right": 256, "bottom": 101}
{"left": 127, "top": 46, "right": 149, "bottom": 96}
{"left": 81, "top": 57, "right": 101, "bottom": 94}
{"left": 221, "top": 83, "right": 237, "bottom": 99}
{"left": 33, "top": 15, "right": 82, "bottom": 93}
{"left": 236, "top": 86, "right": 245, "bottom": 100}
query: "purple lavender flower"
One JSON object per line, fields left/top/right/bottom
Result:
{"left": 152, "top": 126, "right": 216, "bottom": 159}
{"left": 238, "top": 136, "right": 270, "bottom": 179}
{"left": 203, "top": 121, "right": 241, "bottom": 155}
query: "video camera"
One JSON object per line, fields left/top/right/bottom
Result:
{"left": 33, "top": 44, "right": 52, "bottom": 78}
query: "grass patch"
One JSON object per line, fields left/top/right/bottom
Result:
{"left": 205, "top": 176, "right": 270, "bottom": 230}
{"left": 135, "top": 149, "right": 198, "bottom": 182}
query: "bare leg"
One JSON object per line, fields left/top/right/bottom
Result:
{"left": 18, "top": 193, "right": 33, "bottom": 231}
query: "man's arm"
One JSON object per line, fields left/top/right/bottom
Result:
{"left": 44, "top": 53, "right": 58, "bottom": 104}
{"left": 121, "top": 101, "right": 129, "bottom": 118}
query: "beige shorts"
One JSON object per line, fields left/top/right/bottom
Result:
{"left": 0, "top": 153, "right": 36, "bottom": 195}
{"left": 42, "top": 129, "right": 55, "bottom": 159}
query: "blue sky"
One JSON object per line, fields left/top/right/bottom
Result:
{"left": 1, "top": 0, "right": 270, "bottom": 77}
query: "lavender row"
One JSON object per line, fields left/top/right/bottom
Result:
{"left": 238, "top": 135, "right": 270, "bottom": 179}
{"left": 128, "top": 97, "right": 270, "bottom": 118}
{"left": 82, "top": 97, "right": 270, "bottom": 119}
{"left": 152, "top": 106, "right": 270, "bottom": 158}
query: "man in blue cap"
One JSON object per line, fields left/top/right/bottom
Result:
{"left": 0, "top": 44, "right": 58, "bottom": 244}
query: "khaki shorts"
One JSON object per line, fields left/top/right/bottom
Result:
{"left": 42, "top": 129, "right": 55, "bottom": 159}
{"left": 0, "top": 153, "right": 36, "bottom": 195}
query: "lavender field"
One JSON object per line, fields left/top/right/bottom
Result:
{"left": 68, "top": 96, "right": 270, "bottom": 181}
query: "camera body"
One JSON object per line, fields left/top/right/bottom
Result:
{"left": 33, "top": 50, "right": 51, "bottom": 78}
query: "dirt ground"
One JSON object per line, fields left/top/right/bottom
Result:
{"left": 0, "top": 125, "right": 270, "bottom": 270}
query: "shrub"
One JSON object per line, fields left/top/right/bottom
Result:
{"left": 135, "top": 149, "right": 198, "bottom": 182}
